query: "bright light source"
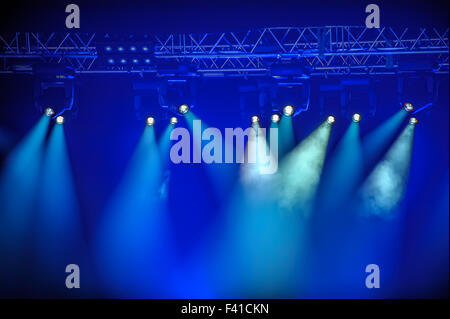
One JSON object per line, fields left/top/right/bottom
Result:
{"left": 143, "top": 46, "right": 149, "bottom": 52}
{"left": 170, "top": 117, "right": 178, "bottom": 125}
{"left": 120, "top": 59, "right": 127, "bottom": 64}
{"left": 271, "top": 114, "right": 280, "bottom": 123}
{"left": 118, "top": 46, "right": 124, "bottom": 52}
{"left": 409, "top": 117, "right": 418, "bottom": 125}
{"left": 45, "top": 107, "right": 55, "bottom": 117}
{"left": 107, "top": 58, "right": 115, "bottom": 64}
{"left": 55, "top": 116, "right": 64, "bottom": 124}
{"left": 144, "top": 59, "right": 151, "bottom": 64}
{"left": 352, "top": 113, "right": 361, "bottom": 122}
{"left": 404, "top": 102, "right": 414, "bottom": 112}
{"left": 130, "top": 46, "right": 137, "bottom": 52}
{"left": 179, "top": 104, "right": 189, "bottom": 114}
{"left": 105, "top": 46, "right": 112, "bottom": 52}
{"left": 146, "top": 116, "right": 155, "bottom": 126}
{"left": 327, "top": 115, "right": 335, "bottom": 124}
{"left": 132, "top": 59, "right": 139, "bottom": 64}
{"left": 251, "top": 115, "right": 259, "bottom": 123}
{"left": 283, "top": 105, "right": 294, "bottom": 117}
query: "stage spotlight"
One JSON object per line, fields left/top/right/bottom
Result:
{"left": 118, "top": 46, "right": 124, "bottom": 52}
{"left": 352, "top": 113, "right": 361, "bottom": 122}
{"left": 283, "top": 105, "right": 294, "bottom": 117}
{"left": 144, "top": 59, "right": 151, "bottom": 64}
{"left": 132, "top": 59, "right": 139, "bottom": 64}
{"left": 170, "top": 117, "right": 178, "bottom": 125}
{"left": 45, "top": 107, "right": 55, "bottom": 117}
{"left": 146, "top": 116, "right": 155, "bottom": 126}
{"left": 271, "top": 114, "right": 280, "bottom": 123}
{"left": 55, "top": 116, "right": 64, "bottom": 125}
{"left": 120, "top": 59, "right": 127, "bottom": 64}
{"left": 409, "top": 117, "right": 418, "bottom": 125}
{"left": 107, "top": 58, "right": 115, "bottom": 64}
{"left": 179, "top": 104, "right": 189, "bottom": 114}
{"left": 327, "top": 115, "right": 335, "bottom": 124}
{"left": 105, "top": 46, "right": 112, "bottom": 52}
{"left": 143, "top": 46, "right": 149, "bottom": 52}
{"left": 251, "top": 115, "right": 260, "bottom": 123}
{"left": 403, "top": 102, "right": 414, "bottom": 112}
{"left": 130, "top": 46, "right": 137, "bottom": 52}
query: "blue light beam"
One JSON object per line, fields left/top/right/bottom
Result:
{"left": 360, "top": 123, "right": 416, "bottom": 217}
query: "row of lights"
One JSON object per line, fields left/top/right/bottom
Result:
{"left": 105, "top": 45, "right": 151, "bottom": 53}
{"left": 44, "top": 105, "right": 190, "bottom": 126}
{"left": 146, "top": 116, "right": 179, "bottom": 126}
{"left": 251, "top": 112, "right": 417, "bottom": 125}
{"left": 107, "top": 58, "right": 151, "bottom": 65}
{"left": 44, "top": 102, "right": 418, "bottom": 126}
{"left": 251, "top": 114, "right": 336, "bottom": 124}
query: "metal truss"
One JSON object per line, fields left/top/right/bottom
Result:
{"left": 1, "top": 26, "right": 448, "bottom": 76}
{"left": 153, "top": 26, "right": 449, "bottom": 76}
{"left": 0, "top": 32, "right": 97, "bottom": 72}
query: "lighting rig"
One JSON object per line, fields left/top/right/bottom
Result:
{"left": 33, "top": 63, "right": 77, "bottom": 121}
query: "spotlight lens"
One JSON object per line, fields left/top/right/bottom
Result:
{"left": 251, "top": 115, "right": 259, "bottom": 123}
{"left": 146, "top": 116, "right": 155, "bottom": 126}
{"left": 409, "top": 117, "right": 418, "bottom": 125}
{"left": 327, "top": 115, "right": 335, "bottom": 124}
{"left": 404, "top": 102, "right": 414, "bottom": 112}
{"left": 283, "top": 105, "right": 294, "bottom": 117}
{"left": 352, "top": 113, "right": 361, "bottom": 122}
{"left": 56, "top": 116, "right": 64, "bottom": 124}
{"left": 45, "top": 107, "right": 55, "bottom": 117}
{"left": 179, "top": 104, "right": 189, "bottom": 114}
{"left": 170, "top": 117, "right": 178, "bottom": 125}
{"left": 271, "top": 114, "right": 280, "bottom": 123}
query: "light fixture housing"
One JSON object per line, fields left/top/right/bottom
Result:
{"left": 251, "top": 115, "right": 260, "bottom": 124}
{"left": 170, "top": 117, "right": 178, "bottom": 125}
{"left": 352, "top": 113, "right": 361, "bottom": 122}
{"left": 179, "top": 104, "right": 189, "bottom": 114}
{"left": 409, "top": 117, "right": 418, "bottom": 125}
{"left": 327, "top": 115, "right": 335, "bottom": 124}
{"left": 283, "top": 105, "right": 295, "bottom": 117}
{"left": 404, "top": 102, "right": 414, "bottom": 112}
{"left": 45, "top": 107, "right": 55, "bottom": 117}
{"left": 271, "top": 113, "right": 281, "bottom": 123}
{"left": 146, "top": 116, "right": 155, "bottom": 126}
{"left": 55, "top": 116, "right": 64, "bottom": 124}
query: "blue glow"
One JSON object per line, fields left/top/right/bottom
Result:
{"left": 360, "top": 124, "right": 415, "bottom": 217}
{"left": 0, "top": 115, "right": 49, "bottom": 285}
{"left": 318, "top": 121, "right": 363, "bottom": 212}
{"left": 34, "top": 124, "right": 86, "bottom": 289}
{"left": 95, "top": 126, "right": 173, "bottom": 297}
